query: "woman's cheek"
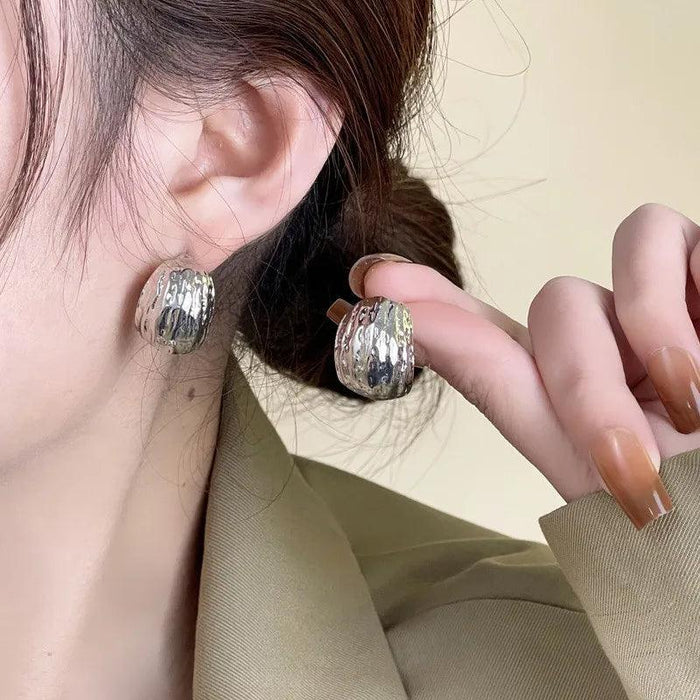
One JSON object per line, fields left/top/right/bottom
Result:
{"left": 0, "top": 230, "right": 139, "bottom": 466}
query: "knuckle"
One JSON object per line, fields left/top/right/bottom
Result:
{"left": 627, "top": 202, "right": 670, "bottom": 221}
{"left": 559, "top": 369, "right": 592, "bottom": 404}
{"left": 532, "top": 275, "right": 581, "bottom": 303}
{"left": 457, "top": 372, "right": 499, "bottom": 422}
{"left": 614, "top": 290, "right": 658, "bottom": 329}
{"left": 545, "top": 362, "right": 596, "bottom": 410}
{"left": 458, "top": 373, "right": 490, "bottom": 409}
{"left": 528, "top": 275, "right": 586, "bottom": 325}
{"left": 614, "top": 202, "right": 674, "bottom": 243}
{"left": 455, "top": 360, "right": 514, "bottom": 427}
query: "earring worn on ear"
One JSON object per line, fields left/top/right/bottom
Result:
{"left": 328, "top": 296, "right": 415, "bottom": 400}
{"left": 135, "top": 258, "right": 216, "bottom": 355}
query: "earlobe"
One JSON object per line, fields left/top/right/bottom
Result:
{"left": 167, "top": 76, "right": 342, "bottom": 270}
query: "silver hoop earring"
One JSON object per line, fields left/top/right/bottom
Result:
{"left": 134, "top": 258, "right": 216, "bottom": 355}
{"left": 332, "top": 296, "right": 415, "bottom": 400}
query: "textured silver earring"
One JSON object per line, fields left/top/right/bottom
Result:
{"left": 134, "top": 258, "right": 216, "bottom": 355}
{"left": 330, "top": 296, "right": 415, "bottom": 400}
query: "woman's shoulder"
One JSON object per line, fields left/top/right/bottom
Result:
{"left": 293, "top": 454, "right": 627, "bottom": 698}
{"left": 195, "top": 426, "right": 626, "bottom": 698}
{"left": 199, "top": 357, "right": 627, "bottom": 698}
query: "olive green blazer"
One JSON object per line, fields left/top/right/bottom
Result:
{"left": 193, "top": 352, "right": 700, "bottom": 699}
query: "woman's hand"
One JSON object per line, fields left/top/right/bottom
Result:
{"left": 346, "top": 204, "right": 700, "bottom": 529}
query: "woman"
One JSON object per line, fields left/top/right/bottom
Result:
{"left": 0, "top": 1, "right": 697, "bottom": 698}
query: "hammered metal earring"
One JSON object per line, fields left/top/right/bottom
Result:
{"left": 135, "top": 258, "right": 216, "bottom": 355}
{"left": 327, "top": 296, "right": 415, "bottom": 400}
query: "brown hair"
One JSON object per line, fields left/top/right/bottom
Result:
{"left": 6, "top": 0, "right": 463, "bottom": 398}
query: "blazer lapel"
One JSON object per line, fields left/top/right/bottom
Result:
{"left": 193, "top": 352, "right": 407, "bottom": 699}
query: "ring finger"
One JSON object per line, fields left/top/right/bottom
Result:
{"left": 612, "top": 204, "right": 700, "bottom": 434}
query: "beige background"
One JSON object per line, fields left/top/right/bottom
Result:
{"left": 248, "top": 0, "right": 700, "bottom": 542}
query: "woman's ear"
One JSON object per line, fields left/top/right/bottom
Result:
{"left": 138, "top": 76, "right": 342, "bottom": 270}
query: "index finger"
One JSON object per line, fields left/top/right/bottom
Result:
{"left": 351, "top": 255, "right": 533, "bottom": 354}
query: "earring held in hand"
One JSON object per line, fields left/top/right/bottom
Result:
{"left": 327, "top": 296, "right": 415, "bottom": 400}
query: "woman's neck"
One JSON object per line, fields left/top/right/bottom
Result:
{"left": 0, "top": 336, "right": 231, "bottom": 700}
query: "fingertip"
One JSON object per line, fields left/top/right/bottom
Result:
{"left": 348, "top": 253, "right": 413, "bottom": 297}
{"left": 588, "top": 426, "right": 672, "bottom": 529}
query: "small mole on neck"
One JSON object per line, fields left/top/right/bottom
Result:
{"left": 186, "top": 387, "right": 196, "bottom": 401}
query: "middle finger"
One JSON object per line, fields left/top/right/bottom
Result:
{"left": 528, "top": 275, "right": 672, "bottom": 529}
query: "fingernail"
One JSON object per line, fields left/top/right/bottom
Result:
{"left": 326, "top": 298, "right": 354, "bottom": 325}
{"left": 589, "top": 427, "right": 672, "bottom": 530}
{"left": 647, "top": 346, "right": 700, "bottom": 434}
{"left": 348, "top": 253, "right": 412, "bottom": 297}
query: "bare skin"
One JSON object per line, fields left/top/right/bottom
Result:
{"left": 4, "top": 1, "right": 699, "bottom": 698}
{"left": 0, "top": 2, "right": 339, "bottom": 698}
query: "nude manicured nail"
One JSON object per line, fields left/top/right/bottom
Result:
{"left": 589, "top": 427, "right": 672, "bottom": 530}
{"left": 647, "top": 346, "right": 700, "bottom": 434}
{"left": 348, "top": 253, "right": 413, "bottom": 297}
{"left": 326, "top": 298, "right": 353, "bottom": 325}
